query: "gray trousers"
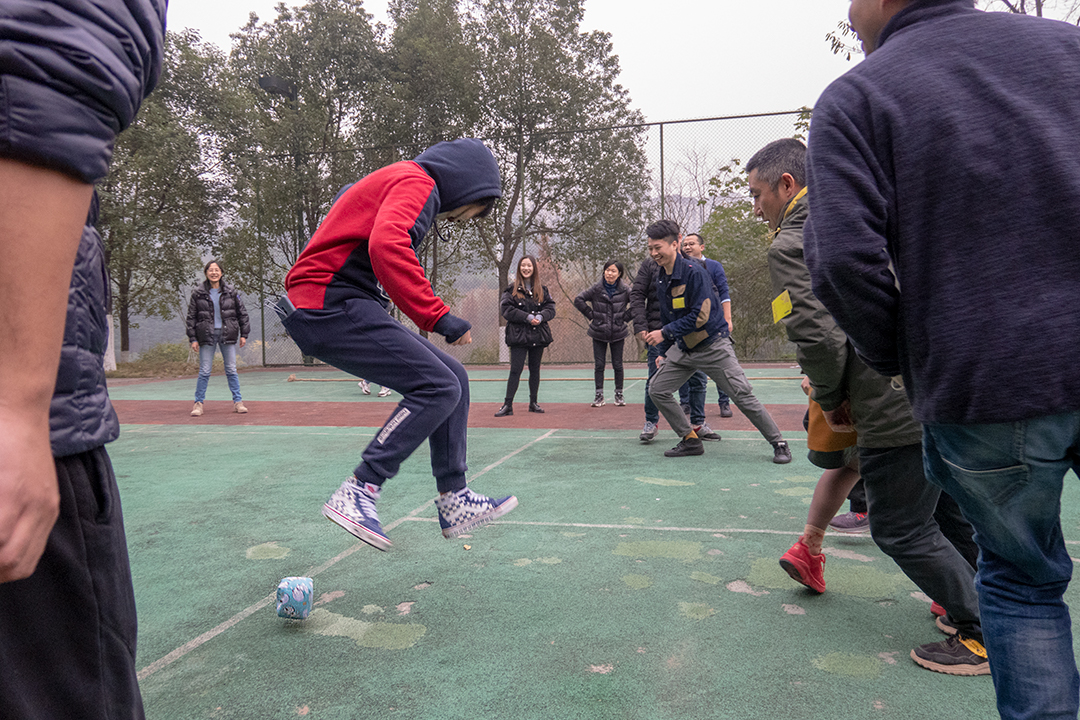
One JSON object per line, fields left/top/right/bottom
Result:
{"left": 649, "top": 337, "right": 783, "bottom": 444}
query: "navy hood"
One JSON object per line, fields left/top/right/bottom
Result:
{"left": 413, "top": 138, "right": 502, "bottom": 213}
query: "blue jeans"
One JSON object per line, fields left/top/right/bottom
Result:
{"left": 644, "top": 344, "right": 662, "bottom": 424}
{"left": 194, "top": 330, "right": 241, "bottom": 402}
{"left": 923, "top": 412, "right": 1080, "bottom": 720}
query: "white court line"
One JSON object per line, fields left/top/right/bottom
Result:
{"left": 136, "top": 428, "right": 555, "bottom": 682}
{"left": 403, "top": 517, "right": 801, "bottom": 537}
{"left": 122, "top": 427, "right": 376, "bottom": 438}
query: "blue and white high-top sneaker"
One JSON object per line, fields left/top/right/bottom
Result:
{"left": 435, "top": 488, "right": 518, "bottom": 538}
{"left": 322, "top": 478, "right": 391, "bottom": 550}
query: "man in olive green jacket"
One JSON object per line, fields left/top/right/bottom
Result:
{"left": 751, "top": 137, "right": 986, "bottom": 677}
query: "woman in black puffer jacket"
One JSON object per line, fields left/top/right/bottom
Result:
{"left": 185, "top": 260, "right": 250, "bottom": 416}
{"left": 574, "top": 260, "right": 631, "bottom": 408}
{"left": 496, "top": 255, "right": 555, "bottom": 416}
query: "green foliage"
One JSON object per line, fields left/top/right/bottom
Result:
{"left": 136, "top": 342, "right": 193, "bottom": 364}
{"left": 465, "top": 0, "right": 651, "bottom": 294}
{"left": 825, "top": 20, "right": 860, "bottom": 61}
{"left": 99, "top": 29, "right": 225, "bottom": 352}
{"left": 216, "top": 0, "right": 385, "bottom": 298}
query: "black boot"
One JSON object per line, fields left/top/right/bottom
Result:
{"left": 494, "top": 402, "right": 513, "bottom": 417}
{"left": 529, "top": 401, "right": 544, "bottom": 413}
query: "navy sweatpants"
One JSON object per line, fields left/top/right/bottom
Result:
{"left": 283, "top": 297, "right": 469, "bottom": 493}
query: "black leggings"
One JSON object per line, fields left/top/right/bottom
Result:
{"left": 505, "top": 345, "right": 545, "bottom": 403}
{"left": 593, "top": 338, "right": 625, "bottom": 391}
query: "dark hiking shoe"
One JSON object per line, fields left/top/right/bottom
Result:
{"left": 911, "top": 635, "right": 990, "bottom": 676}
{"left": 772, "top": 441, "right": 792, "bottom": 464}
{"left": 665, "top": 436, "right": 705, "bottom": 457}
{"left": 529, "top": 402, "right": 544, "bottom": 413}
{"left": 718, "top": 400, "right": 733, "bottom": 418}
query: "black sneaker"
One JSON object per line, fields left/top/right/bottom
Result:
{"left": 591, "top": 391, "right": 605, "bottom": 407}
{"left": 910, "top": 635, "right": 990, "bottom": 676}
{"left": 718, "top": 401, "right": 733, "bottom": 418}
{"left": 613, "top": 391, "right": 625, "bottom": 406}
{"left": 665, "top": 436, "right": 705, "bottom": 457}
{"left": 772, "top": 441, "right": 792, "bottom": 464}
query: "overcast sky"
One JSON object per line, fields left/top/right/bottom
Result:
{"left": 165, "top": 0, "right": 860, "bottom": 124}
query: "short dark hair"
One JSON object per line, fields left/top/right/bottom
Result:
{"left": 204, "top": 259, "right": 222, "bottom": 275}
{"left": 746, "top": 138, "right": 807, "bottom": 189}
{"left": 474, "top": 196, "right": 499, "bottom": 219}
{"left": 645, "top": 219, "right": 680, "bottom": 242}
{"left": 683, "top": 232, "right": 704, "bottom": 245}
{"left": 603, "top": 259, "right": 625, "bottom": 281}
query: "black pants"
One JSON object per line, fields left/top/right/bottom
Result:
{"left": 593, "top": 338, "right": 625, "bottom": 391}
{"left": 847, "top": 478, "right": 868, "bottom": 514}
{"left": 860, "top": 444, "right": 981, "bottom": 638}
{"left": 505, "top": 345, "right": 545, "bottom": 403}
{"left": 0, "top": 447, "right": 144, "bottom": 720}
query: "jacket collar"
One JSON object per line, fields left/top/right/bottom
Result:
{"left": 880, "top": 0, "right": 975, "bottom": 49}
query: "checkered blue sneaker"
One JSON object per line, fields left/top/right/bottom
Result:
{"left": 322, "top": 478, "right": 391, "bottom": 550}
{"left": 435, "top": 487, "right": 518, "bottom": 538}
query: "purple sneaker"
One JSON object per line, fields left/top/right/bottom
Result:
{"left": 436, "top": 487, "right": 518, "bottom": 538}
{"left": 322, "top": 478, "right": 391, "bottom": 550}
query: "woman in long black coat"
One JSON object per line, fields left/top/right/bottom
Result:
{"left": 574, "top": 260, "right": 631, "bottom": 407}
{"left": 496, "top": 255, "right": 555, "bottom": 416}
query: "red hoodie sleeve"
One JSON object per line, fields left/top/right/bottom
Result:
{"left": 368, "top": 172, "right": 450, "bottom": 332}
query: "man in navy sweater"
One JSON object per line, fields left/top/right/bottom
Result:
{"left": 805, "top": 1, "right": 1080, "bottom": 717}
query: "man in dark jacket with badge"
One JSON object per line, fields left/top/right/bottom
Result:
{"left": 642, "top": 219, "right": 790, "bottom": 463}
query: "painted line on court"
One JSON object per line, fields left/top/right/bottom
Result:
{"left": 136, "top": 428, "right": 556, "bottom": 682}
{"left": 399, "top": 517, "right": 805, "bottom": 536}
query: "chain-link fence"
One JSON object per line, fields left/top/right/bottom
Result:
{"left": 235, "top": 110, "right": 807, "bottom": 367}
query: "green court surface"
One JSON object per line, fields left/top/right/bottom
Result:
{"left": 111, "top": 368, "right": 1080, "bottom": 719}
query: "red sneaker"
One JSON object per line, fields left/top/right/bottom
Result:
{"left": 930, "top": 601, "right": 946, "bottom": 617}
{"left": 779, "top": 539, "right": 826, "bottom": 593}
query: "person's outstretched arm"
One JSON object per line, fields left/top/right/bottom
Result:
{"left": 0, "top": 159, "right": 94, "bottom": 583}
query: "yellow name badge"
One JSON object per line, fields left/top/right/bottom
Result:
{"left": 672, "top": 297, "right": 686, "bottom": 310}
{"left": 772, "top": 290, "right": 793, "bottom": 323}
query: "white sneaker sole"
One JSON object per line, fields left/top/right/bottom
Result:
{"left": 441, "top": 496, "right": 519, "bottom": 538}
{"left": 321, "top": 503, "right": 392, "bottom": 550}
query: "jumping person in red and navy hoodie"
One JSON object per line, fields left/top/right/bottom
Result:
{"left": 280, "top": 138, "right": 517, "bottom": 551}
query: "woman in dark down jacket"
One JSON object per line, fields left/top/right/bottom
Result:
{"left": 186, "top": 260, "right": 250, "bottom": 416}
{"left": 574, "top": 260, "right": 631, "bottom": 408}
{"left": 496, "top": 255, "right": 556, "bottom": 416}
